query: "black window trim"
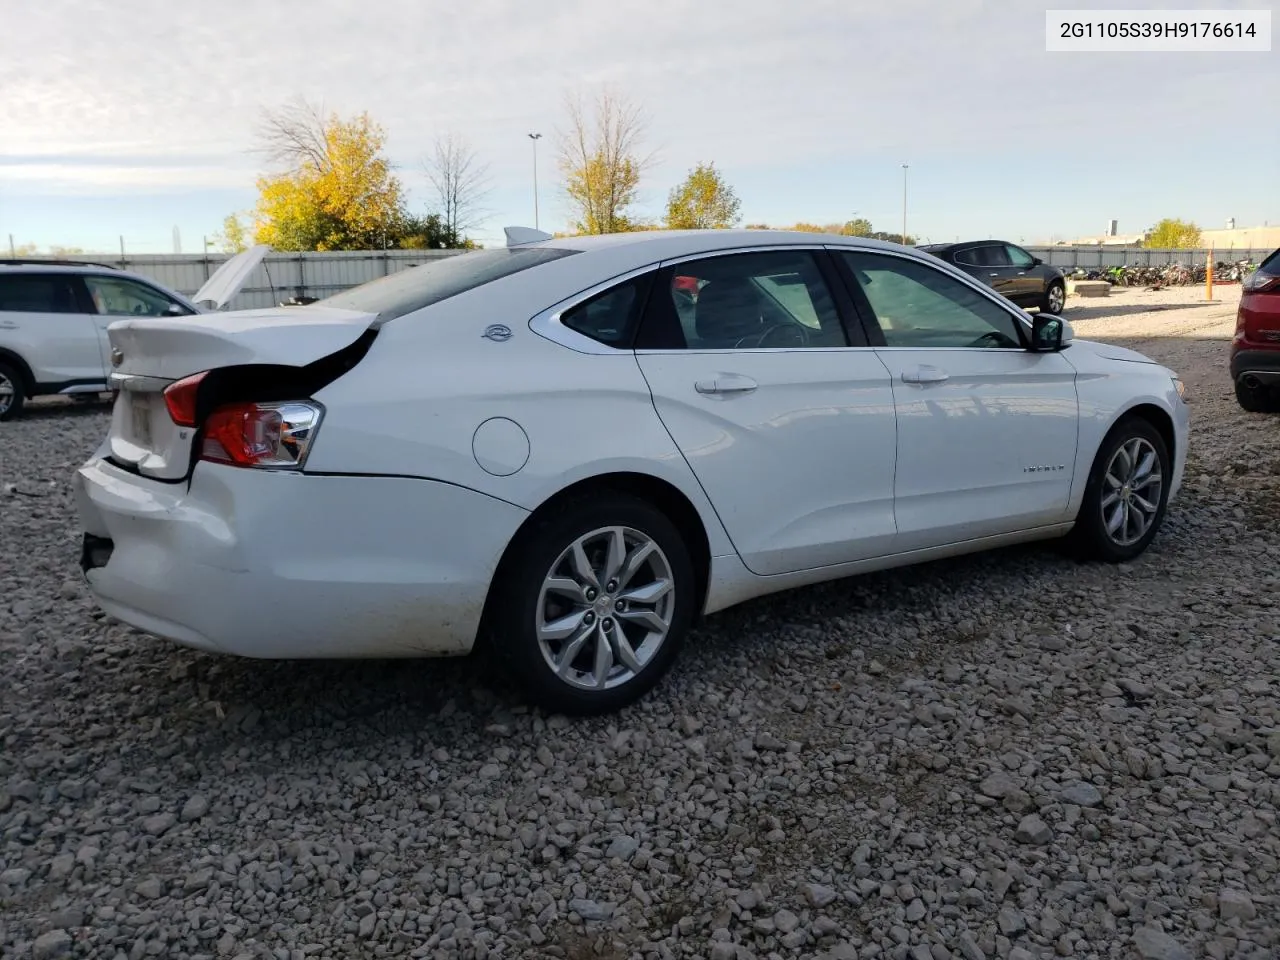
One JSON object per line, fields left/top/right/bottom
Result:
{"left": 68, "top": 275, "right": 97, "bottom": 314}
{"left": 635, "top": 245, "right": 862, "bottom": 353}
{"left": 825, "top": 245, "right": 1033, "bottom": 351}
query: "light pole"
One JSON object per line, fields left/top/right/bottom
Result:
{"left": 901, "top": 163, "right": 909, "bottom": 246}
{"left": 528, "top": 133, "right": 543, "bottom": 230}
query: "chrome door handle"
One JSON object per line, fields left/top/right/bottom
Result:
{"left": 695, "top": 375, "right": 758, "bottom": 396}
{"left": 901, "top": 366, "right": 950, "bottom": 384}
{"left": 989, "top": 273, "right": 1000, "bottom": 277}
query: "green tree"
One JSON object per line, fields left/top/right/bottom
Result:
{"left": 558, "top": 88, "right": 653, "bottom": 234}
{"left": 665, "top": 162, "right": 741, "bottom": 230}
{"left": 251, "top": 98, "right": 406, "bottom": 251}
{"left": 1144, "top": 218, "right": 1201, "bottom": 249}
{"left": 843, "top": 218, "right": 873, "bottom": 237}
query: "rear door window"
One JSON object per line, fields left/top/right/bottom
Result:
{"left": 0, "top": 274, "right": 80, "bottom": 313}
{"left": 636, "top": 250, "right": 848, "bottom": 350}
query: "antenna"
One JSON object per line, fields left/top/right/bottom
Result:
{"left": 504, "top": 226, "right": 553, "bottom": 247}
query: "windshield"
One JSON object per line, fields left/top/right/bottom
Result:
{"left": 318, "top": 247, "right": 578, "bottom": 320}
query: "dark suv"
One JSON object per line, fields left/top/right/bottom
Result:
{"left": 919, "top": 241, "right": 1066, "bottom": 314}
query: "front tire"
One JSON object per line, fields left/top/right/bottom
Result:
{"left": 0, "top": 363, "right": 26, "bottom": 421}
{"left": 1069, "top": 416, "right": 1170, "bottom": 562}
{"left": 1235, "top": 377, "right": 1280, "bottom": 413}
{"left": 485, "top": 492, "right": 696, "bottom": 715}
{"left": 1041, "top": 281, "right": 1066, "bottom": 315}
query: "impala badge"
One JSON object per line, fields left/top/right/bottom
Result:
{"left": 482, "top": 324, "right": 513, "bottom": 342}
{"left": 110, "top": 346, "right": 124, "bottom": 367}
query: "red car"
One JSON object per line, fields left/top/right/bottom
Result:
{"left": 1231, "top": 247, "right": 1280, "bottom": 412}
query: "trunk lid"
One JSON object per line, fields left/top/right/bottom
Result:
{"left": 191, "top": 244, "right": 272, "bottom": 310}
{"left": 106, "top": 306, "right": 379, "bottom": 480}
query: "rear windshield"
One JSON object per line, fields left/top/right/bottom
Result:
{"left": 318, "top": 247, "right": 578, "bottom": 320}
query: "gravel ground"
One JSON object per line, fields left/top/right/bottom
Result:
{"left": 2, "top": 285, "right": 1278, "bottom": 960}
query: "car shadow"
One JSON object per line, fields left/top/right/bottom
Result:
{"left": 1062, "top": 299, "right": 1219, "bottom": 322}
{"left": 116, "top": 535, "right": 1098, "bottom": 763}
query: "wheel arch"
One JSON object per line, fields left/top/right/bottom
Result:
{"left": 483, "top": 470, "right": 713, "bottom": 629}
{"left": 0, "top": 347, "right": 36, "bottom": 393}
{"left": 1110, "top": 401, "right": 1176, "bottom": 465}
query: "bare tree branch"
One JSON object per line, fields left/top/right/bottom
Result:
{"left": 253, "top": 96, "right": 331, "bottom": 172}
{"left": 556, "top": 86, "right": 656, "bottom": 234}
{"left": 423, "top": 132, "right": 492, "bottom": 245}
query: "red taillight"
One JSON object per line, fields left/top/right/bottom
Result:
{"left": 162, "top": 371, "right": 208, "bottom": 427}
{"left": 198, "top": 400, "right": 322, "bottom": 469}
{"left": 201, "top": 403, "right": 281, "bottom": 466}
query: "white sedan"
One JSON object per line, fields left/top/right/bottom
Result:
{"left": 75, "top": 228, "right": 1188, "bottom": 714}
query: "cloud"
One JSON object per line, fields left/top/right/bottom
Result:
{"left": 1, "top": 0, "right": 1271, "bottom": 229}
{"left": 0, "top": 162, "right": 254, "bottom": 194}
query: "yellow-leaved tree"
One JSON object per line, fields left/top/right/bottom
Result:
{"left": 1143, "top": 218, "right": 1202, "bottom": 249}
{"left": 664, "top": 162, "right": 741, "bottom": 230}
{"left": 251, "top": 99, "right": 407, "bottom": 251}
{"left": 215, "top": 213, "right": 249, "bottom": 254}
{"left": 557, "top": 88, "right": 654, "bottom": 234}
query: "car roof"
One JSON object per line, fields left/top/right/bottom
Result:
{"left": 490, "top": 230, "right": 957, "bottom": 297}
{"left": 1, "top": 260, "right": 124, "bottom": 276}
{"left": 541, "top": 229, "right": 912, "bottom": 258}
{"left": 0, "top": 260, "right": 176, "bottom": 284}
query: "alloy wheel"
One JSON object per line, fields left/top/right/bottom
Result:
{"left": 1100, "top": 437, "right": 1163, "bottom": 547}
{"left": 0, "top": 372, "right": 14, "bottom": 416}
{"left": 1047, "top": 284, "right": 1065, "bottom": 313}
{"left": 535, "top": 525, "right": 675, "bottom": 691}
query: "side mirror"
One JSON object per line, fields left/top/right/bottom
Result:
{"left": 1030, "top": 314, "right": 1064, "bottom": 352}
{"left": 164, "top": 302, "right": 188, "bottom": 316}
{"left": 1031, "top": 256, "right": 1044, "bottom": 266}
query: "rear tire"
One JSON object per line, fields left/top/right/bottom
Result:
{"left": 1041, "top": 281, "right": 1066, "bottom": 315}
{"left": 1068, "top": 416, "right": 1170, "bottom": 563}
{"left": 0, "top": 363, "right": 26, "bottom": 421}
{"left": 485, "top": 491, "right": 695, "bottom": 715}
{"left": 1235, "top": 377, "right": 1280, "bottom": 413}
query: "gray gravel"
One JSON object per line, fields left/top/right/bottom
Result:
{"left": 2, "top": 320, "right": 1279, "bottom": 960}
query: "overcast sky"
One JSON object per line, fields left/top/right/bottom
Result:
{"left": 1, "top": 0, "right": 1275, "bottom": 252}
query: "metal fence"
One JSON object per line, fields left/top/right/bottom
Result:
{"left": 1025, "top": 246, "right": 1275, "bottom": 269}
{"left": 37, "top": 243, "right": 1278, "bottom": 310}
{"left": 51, "top": 249, "right": 467, "bottom": 311}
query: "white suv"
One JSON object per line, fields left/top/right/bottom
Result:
{"left": 0, "top": 248, "right": 267, "bottom": 419}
